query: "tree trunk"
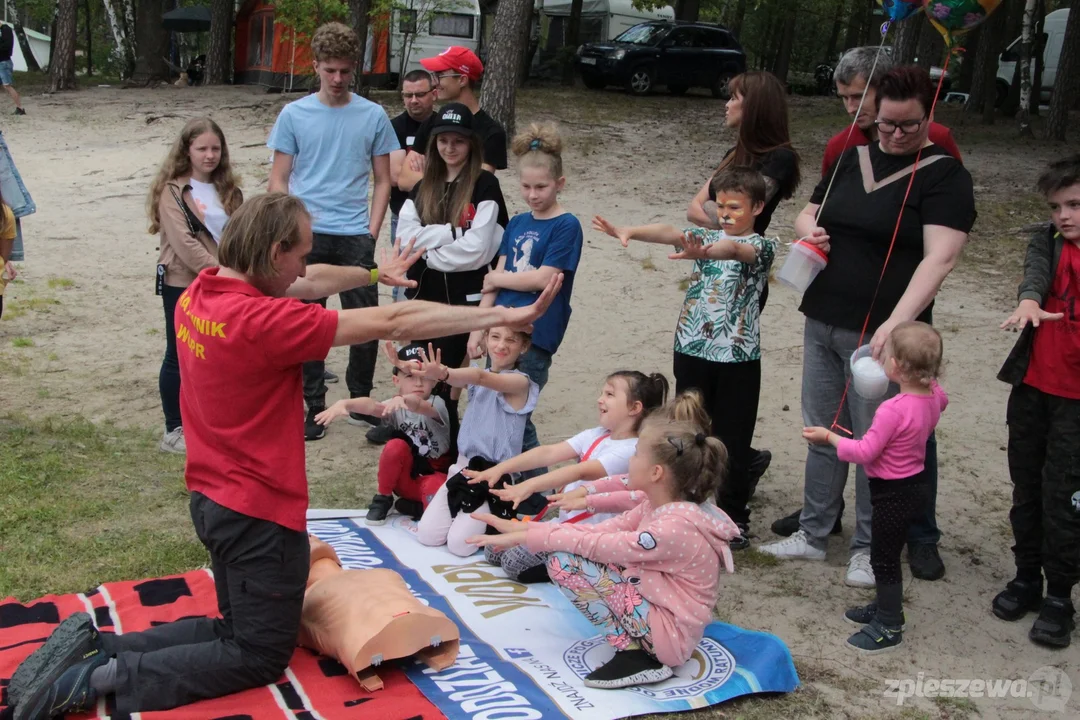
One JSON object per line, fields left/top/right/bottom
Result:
{"left": 12, "top": 24, "right": 41, "bottom": 71}
{"left": 675, "top": 0, "right": 700, "bottom": 23}
{"left": 561, "top": 0, "right": 583, "bottom": 85}
{"left": 824, "top": 0, "right": 843, "bottom": 61}
{"left": 957, "top": 25, "right": 979, "bottom": 93}
{"left": 966, "top": 25, "right": 991, "bottom": 113}
{"left": 893, "top": 16, "right": 920, "bottom": 65}
{"left": 841, "top": 0, "right": 862, "bottom": 52}
{"left": 773, "top": 8, "right": 797, "bottom": 84}
{"left": 730, "top": 0, "right": 748, "bottom": 39}
{"left": 102, "top": 0, "right": 136, "bottom": 78}
{"left": 914, "top": 20, "right": 939, "bottom": 68}
{"left": 980, "top": 3, "right": 1006, "bottom": 124}
{"left": 132, "top": 0, "right": 168, "bottom": 84}
{"left": 1045, "top": 0, "right": 1080, "bottom": 140}
{"left": 1016, "top": 0, "right": 1037, "bottom": 136}
{"left": 480, "top": 0, "right": 531, "bottom": 139}
{"left": 205, "top": 0, "right": 232, "bottom": 84}
{"left": 1030, "top": 0, "right": 1046, "bottom": 115}
{"left": 514, "top": 0, "right": 532, "bottom": 88}
{"left": 860, "top": 0, "right": 876, "bottom": 44}
{"left": 349, "top": 0, "right": 371, "bottom": 91}
{"left": 49, "top": 0, "right": 77, "bottom": 90}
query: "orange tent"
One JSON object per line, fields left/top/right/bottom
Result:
{"left": 234, "top": 0, "right": 391, "bottom": 89}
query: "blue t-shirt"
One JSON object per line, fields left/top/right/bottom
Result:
{"left": 267, "top": 93, "right": 399, "bottom": 236}
{"left": 495, "top": 212, "right": 583, "bottom": 354}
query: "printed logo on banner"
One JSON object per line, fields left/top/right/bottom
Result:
{"left": 563, "top": 636, "right": 735, "bottom": 700}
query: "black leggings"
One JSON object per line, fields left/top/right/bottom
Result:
{"left": 869, "top": 475, "right": 929, "bottom": 585}
{"left": 672, "top": 352, "right": 761, "bottom": 526}
{"left": 159, "top": 284, "right": 185, "bottom": 432}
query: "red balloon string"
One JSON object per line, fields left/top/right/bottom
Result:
{"left": 828, "top": 53, "right": 953, "bottom": 436}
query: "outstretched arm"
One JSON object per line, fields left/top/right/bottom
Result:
{"left": 592, "top": 216, "right": 684, "bottom": 247}
{"left": 286, "top": 238, "right": 422, "bottom": 300}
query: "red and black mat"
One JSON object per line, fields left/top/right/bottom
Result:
{"left": 0, "top": 569, "right": 445, "bottom": 720}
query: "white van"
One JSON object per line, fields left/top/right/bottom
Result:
{"left": 996, "top": 8, "right": 1068, "bottom": 106}
{"left": 390, "top": 0, "right": 482, "bottom": 80}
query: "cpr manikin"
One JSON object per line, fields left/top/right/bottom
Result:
{"left": 299, "top": 537, "right": 460, "bottom": 690}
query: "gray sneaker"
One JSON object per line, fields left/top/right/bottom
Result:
{"left": 160, "top": 426, "right": 185, "bottom": 454}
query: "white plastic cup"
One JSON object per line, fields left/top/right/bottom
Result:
{"left": 776, "top": 240, "right": 828, "bottom": 293}
{"left": 850, "top": 345, "right": 889, "bottom": 399}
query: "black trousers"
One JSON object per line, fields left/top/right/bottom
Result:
{"left": 1007, "top": 383, "right": 1080, "bottom": 594}
{"left": 672, "top": 352, "right": 760, "bottom": 526}
{"left": 869, "top": 475, "right": 928, "bottom": 586}
{"left": 102, "top": 493, "right": 309, "bottom": 713}
{"left": 302, "top": 233, "right": 378, "bottom": 410}
{"left": 159, "top": 284, "right": 185, "bottom": 432}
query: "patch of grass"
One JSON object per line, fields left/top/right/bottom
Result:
{"left": 737, "top": 548, "right": 781, "bottom": 569}
{"left": 47, "top": 352, "right": 59, "bottom": 361}
{"left": 47, "top": 277, "right": 76, "bottom": 289}
{"left": 0, "top": 415, "right": 201, "bottom": 601}
{"left": 36, "top": 388, "right": 50, "bottom": 399}
{"left": 146, "top": 327, "right": 160, "bottom": 336}
{"left": 640, "top": 257, "right": 657, "bottom": 271}
{"left": 11, "top": 337, "right": 34, "bottom": 348}
{"left": 932, "top": 696, "right": 979, "bottom": 719}
{"left": 0, "top": 351, "right": 28, "bottom": 376}
{"left": 678, "top": 278, "right": 691, "bottom": 291}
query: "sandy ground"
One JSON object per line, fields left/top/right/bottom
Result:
{"left": 0, "top": 82, "right": 1077, "bottom": 718}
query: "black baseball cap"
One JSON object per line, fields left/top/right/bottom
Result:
{"left": 429, "top": 103, "right": 474, "bottom": 138}
{"left": 393, "top": 343, "right": 426, "bottom": 375}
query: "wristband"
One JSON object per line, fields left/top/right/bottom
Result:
{"left": 369, "top": 268, "right": 379, "bottom": 285}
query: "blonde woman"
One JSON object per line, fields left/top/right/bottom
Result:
{"left": 148, "top": 117, "right": 242, "bottom": 454}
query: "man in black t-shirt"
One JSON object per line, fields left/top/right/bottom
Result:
{"left": 389, "top": 69, "right": 437, "bottom": 272}
{"left": 0, "top": 24, "right": 25, "bottom": 115}
{"left": 396, "top": 46, "right": 507, "bottom": 193}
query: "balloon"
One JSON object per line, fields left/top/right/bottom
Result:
{"left": 879, "top": 0, "right": 925, "bottom": 23}
{"left": 924, "top": 0, "right": 1002, "bottom": 48}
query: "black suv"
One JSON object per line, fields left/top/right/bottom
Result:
{"left": 576, "top": 21, "right": 746, "bottom": 97}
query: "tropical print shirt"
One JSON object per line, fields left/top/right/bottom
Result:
{"left": 673, "top": 228, "right": 777, "bottom": 363}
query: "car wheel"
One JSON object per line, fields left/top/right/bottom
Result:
{"left": 668, "top": 83, "right": 688, "bottom": 96}
{"left": 711, "top": 71, "right": 735, "bottom": 99}
{"left": 625, "top": 65, "right": 655, "bottom": 95}
{"left": 581, "top": 73, "right": 606, "bottom": 90}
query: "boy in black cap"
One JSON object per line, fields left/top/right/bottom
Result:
{"left": 316, "top": 342, "right": 452, "bottom": 524}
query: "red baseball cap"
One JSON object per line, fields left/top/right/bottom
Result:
{"left": 421, "top": 46, "right": 484, "bottom": 81}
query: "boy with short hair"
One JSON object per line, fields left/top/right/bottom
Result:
{"left": 268, "top": 21, "right": 399, "bottom": 441}
{"left": 995, "top": 154, "right": 1080, "bottom": 649}
{"left": 316, "top": 343, "right": 452, "bottom": 525}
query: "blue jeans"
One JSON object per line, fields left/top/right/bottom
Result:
{"left": 517, "top": 346, "right": 553, "bottom": 479}
{"left": 390, "top": 213, "right": 404, "bottom": 302}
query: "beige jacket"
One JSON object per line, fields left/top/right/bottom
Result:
{"left": 157, "top": 178, "right": 238, "bottom": 288}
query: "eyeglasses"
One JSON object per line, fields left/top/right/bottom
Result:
{"left": 435, "top": 72, "right": 464, "bottom": 84}
{"left": 401, "top": 90, "right": 434, "bottom": 99}
{"left": 874, "top": 117, "right": 927, "bottom": 135}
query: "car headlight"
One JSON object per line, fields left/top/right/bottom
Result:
{"left": 612, "top": 49, "right": 626, "bottom": 60}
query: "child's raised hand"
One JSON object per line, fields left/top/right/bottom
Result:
{"left": 462, "top": 467, "right": 500, "bottom": 486}
{"left": 467, "top": 330, "right": 486, "bottom": 359}
{"left": 381, "top": 395, "right": 409, "bottom": 416}
{"left": 802, "top": 426, "right": 832, "bottom": 445}
{"left": 592, "top": 216, "right": 631, "bottom": 247}
{"left": 1001, "top": 298, "right": 1064, "bottom": 330}
{"left": 416, "top": 344, "right": 447, "bottom": 381}
{"left": 315, "top": 401, "right": 349, "bottom": 426}
{"left": 470, "top": 512, "right": 525, "bottom": 534}
{"left": 549, "top": 488, "right": 588, "bottom": 512}
{"left": 466, "top": 530, "right": 528, "bottom": 549}
{"left": 490, "top": 481, "right": 534, "bottom": 509}
{"left": 669, "top": 231, "right": 708, "bottom": 261}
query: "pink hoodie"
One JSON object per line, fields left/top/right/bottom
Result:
{"left": 526, "top": 500, "right": 739, "bottom": 667}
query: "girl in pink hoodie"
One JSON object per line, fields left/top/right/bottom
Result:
{"left": 470, "top": 416, "right": 740, "bottom": 690}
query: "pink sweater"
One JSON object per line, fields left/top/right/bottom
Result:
{"left": 835, "top": 382, "right": 949, "bottom": 479}
{"left": 526, "top": 500, "right": 740, "bottom": 667}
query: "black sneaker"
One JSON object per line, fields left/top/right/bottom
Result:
{"left": 771, "top": 507, "right": 843, "bottom": 537}
{"left": 1029, "top": 597, "right": 1075, "bottom": 648}
{"left": 729, "top": 522, "right": 751, "bottom": 551}
{"left": 14, "top": 648, "right": 107, "bottom": 720}
{"left": 305, "top": 407, "right": 326, "bottom": 441}
{"left": 347, "top": 412, "right": 382, "bottom": 428}
{"left": 366, "top": 493, "right": 393, "bottom": 525}
{"left": 394, "top": 497, "right": 424, "bottom": 521}
{"left": 8, "top": 613, "right": 103, "bottom": 709}
{"left": 844, "top": 603, "right": 906, "bottom": 631}
{"left": 992, "top": 578, "right": 1043, "bottom": 621}
{"left": 747, "top": 449, "right": 772, "bottom": 498}
{"left": 908, "top": 543, "right": 945, "bottom": 581}
{"left": 583, "top": 649, "right": 673, "bottom": 689}
{"left": 14, "top": 107, "right": 25, "bottom": 116}
{"left": 846, "top": 618, "right": 903, "bottom": 654}
{"left": 323, "top": 369, "right": 339, "bottom": 384}
{"left": 366, "top": 422, "right": 396, "bottom": 445}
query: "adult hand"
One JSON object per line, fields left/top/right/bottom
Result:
{"left": 465, "top": 530, "right": 528, "bottom": 549}
{"left": 377, "top": 237, "right": 422, "bottom": 288}
{"left": 470, "top": 512, "right": 525, "bottom": 534}
{"left": 501, "top": 273, "right": 563, "bottom": 333}
{"left": 669, "top": 231, "right": 708, "bottom": 261}
{"left": 314, "top": 401, "right": 350, "bottom": 426}
{"left": 490, "top": 482, "right": 534, "bottom": 509}
{"left": 592, "top": 216, "right": 632, "bottom": 247}
{"left": 3, "top": 261, "right": 16, "bottom": 280}
{"left": 703, "top": 200, "right": 720, "bottom": 228}
{"left": 802, "top": 426, "right": 832, "bottom": 445}
{"left": 869, "top": 316, "right": 903, "bottom": 360}
{"left": 1001, "top": 299, "right": 1063, "bottom": 330}
{"left": 467, "top": 330, "right": 486, "bottom": 359}
{"left": 407, "top": 153, "right": 426, "bottom": 174}
{"left": 799, "top": 227, "right": 831, "bottom": 255}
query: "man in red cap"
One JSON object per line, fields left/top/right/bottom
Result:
{"left": 397, "top": 46, "right": 507, "bottom": 193}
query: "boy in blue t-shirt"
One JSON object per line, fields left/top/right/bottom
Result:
{"left": 477, "top": 124, "right": 582, "bottom": 462}
{"left": 267, "top": 22, "right": 399, "bottom": 442}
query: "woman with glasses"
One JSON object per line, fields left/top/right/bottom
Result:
{"left": 757, "top": 66, "right": 976, "bottom": 591}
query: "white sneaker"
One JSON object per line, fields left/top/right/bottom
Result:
{"left": 758, "top": 530, "right": 826, "bottom": 560}
{"left": 160, "top": 426, "right": 186, "bottom": 454}
{"left": 846, "top": 551, "right": 875, "bottom": 588}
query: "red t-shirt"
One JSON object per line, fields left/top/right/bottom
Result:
{"left": 177, "top": 268, "right": 339, "bottom": 531}
{"left": 821, "top": 123, "right": 963, "bottom": 177}
{"left": 1024, "top": 239, "right": 1080, "bottom": 399}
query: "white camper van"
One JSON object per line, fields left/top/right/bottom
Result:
{"left": 390, "top": 0, "right": 482, "bottom": 80}
{"left": 996, "top": 8, "right": 1069, "bottom": 106}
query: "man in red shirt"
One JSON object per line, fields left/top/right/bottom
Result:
{"left": 11, "top": 194, "right": 561, "bottom": 718}
{"left": 994, "top": 155, "right": 1080, "bottom": 649}
{"left": 821, "top": 47, "right": 962, "bottom": 177}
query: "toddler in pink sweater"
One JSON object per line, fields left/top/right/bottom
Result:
{"left": 804, "top": 321, "right": 948, "bottom": 654}
{"left": 469, "top": 415, "right": 740, "bottom": 690}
